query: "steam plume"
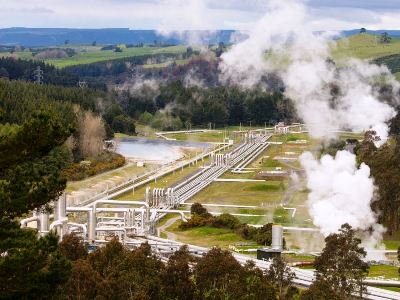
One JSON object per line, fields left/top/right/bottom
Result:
{"left": 219, "top": 0, "right": 398, "bottom": 142}
{"left": 220, "top": 0, "right": 398, "bottom": 252}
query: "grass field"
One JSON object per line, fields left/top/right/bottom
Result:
{"left": 166, "top": 220, "right": 250, "bottom": 248}
{"left": 168, "top": 126, "right": 266, "bottom": 143}
{"left": 333, "top": 34, "right": 400, "bottom": 60}
{"left": 2, "top": 45, "right": 188, "bottom": 68}
{"left": 368, "top": 265, "right": 400, "bottom": 279}
{"left": 188, "top": 181, "right": 285, "bottom": 207}
{"left": 168, "top": 131, "right": 229, "bottom": 143}
{"left": 65, "top": 163, "right": 154, "bottom": 193}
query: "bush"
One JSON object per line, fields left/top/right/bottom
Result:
{"left": 254, "top": 224, "right": 273, "bottom": 246}
{"left": 111, "top": 114, "right": 136, "bottom": 135}
{"left": 190, "top": 203, "right": 209, "bottom": 216}
{"left": 210, "top": 213, "right": 241, "bottom": 230}
{"left": 236, "top": 224, "right": 258, "bottom": 240}
{"left": 151, "top": 112, "right": 183, "bottom": 131}
{"left": 139, "top": 111, "right": 153, "bottom": 124}
{"left": 63, "top": 152, "right": 125, "bottom": 181}
{"left": 179, "top": 215, "right": 211, "bottom": 230}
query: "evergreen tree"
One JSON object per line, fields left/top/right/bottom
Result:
{"left": 0, "top": 113, "right": 73, "bottom": 299}
{"left": 304, "top": 224, "right": 369, "bottom": 299}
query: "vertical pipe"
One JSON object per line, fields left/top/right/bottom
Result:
{"left": 88, "top": 207, "right": 96, "bottom": 242}
{"left": 271, "top": 224, "right": 283, "bottom": 250}
{"left": 39, "top": 213, "right": 49, "bottom": 236}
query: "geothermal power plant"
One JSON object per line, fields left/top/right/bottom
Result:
{"left": 20, "top": 126, "right": 400, "bottom": 300}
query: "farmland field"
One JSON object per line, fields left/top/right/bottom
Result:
{"left": 1, "top": 45, "right": 188, "bottom": 68}
{"left": 332, "top": 33, "right": 400, "bottom": 60}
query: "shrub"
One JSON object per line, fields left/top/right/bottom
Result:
{"left": 190, "top": 203, "right": 209, "bottom": 216}
{"left": 111, "top": 114, "right": 136, "bottom": 134}
{"left": 63, "top": 152, "right": 125, "bottom": 181}
{"left": 210, "top": 213, "right": 241, "bottom": 230}
{"left": 236, "top": 224, "right": 258, "bottom": 240}
{"left": 179, "top": 215, "right": 211, "bottom": 230}
{"left": 254, "top": 224, "right": 273, "bottom": 246}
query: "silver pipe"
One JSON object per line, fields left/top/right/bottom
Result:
{"left": 67, "top": 222, "right": 87, "bottom": 237}
{"left": 20, "top": 216, "right": 39, "bottom": 228}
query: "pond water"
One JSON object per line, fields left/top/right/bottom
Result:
{"left": 115, "top": 138, "right": 211, "bottom": 163}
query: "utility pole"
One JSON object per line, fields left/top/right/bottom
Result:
{"left": 78, "top": 81, "right": 88, "bottom": 89}
{"left": 33, "top": 66, "right": 43, "bottom": 84}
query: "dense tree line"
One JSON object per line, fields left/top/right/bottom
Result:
{"left": 0, "top": 78, "right": 135, "bottom": 146}
{"left": 0, "top": 79, "right": 128, "bottom": 176}
{"left": 0, "top": 57, "right": 78, "bottom": 86}
{"left": 113, "top": 80, "right": 295, "bottom": 130}
{"left": 0, "top": 78, "right": 100, "bottom": 122}
{"left": 0, "top": 57, "right": 105, "bottom": 90}
{"left": 64, "top": 52, "right": 195, "bottom": 78}
{"left": 356, "top": 129, "right": 400, "bottom": 234}
{"left": 57, "top": 237, "right": 297, "bottom": 300}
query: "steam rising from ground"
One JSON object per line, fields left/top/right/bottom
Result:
{"left": 300, "top": 151, "right": 385, "bottom": 256}
{"left": 220, "top": 0, "right": 398, "bottom": 142}
{"left": 219, "top": 0, "right": 398, "bottom": 253}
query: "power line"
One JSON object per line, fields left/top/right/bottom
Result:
{"left": 78, "top": 81, "right": 88, "bottom": 89}
{"left": 33, "top": 66, "right": 43, "bottom": 85}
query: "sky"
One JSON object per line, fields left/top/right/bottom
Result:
{"left": 1, "top": 0, "right": 400, "bottom": 31}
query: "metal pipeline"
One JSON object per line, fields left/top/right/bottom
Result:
{"left": 67, "top": 222, "right": 87, "bottom": 237}
{"left": 49, "top": 217, "right": 68, "bottom": 239}
{"left": 20, "top": 216, "right": 39, "bottom": 228}
{"left": 87, "top": 200, "right": 150, "bottom": 241}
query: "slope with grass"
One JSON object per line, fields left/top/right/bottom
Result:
{"left": 333, "top": 33, "right": 400, "bottom": 61}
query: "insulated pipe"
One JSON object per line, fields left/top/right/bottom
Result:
{"left": 66, "top": 207, "right": 92, "bottom": 212}
{"left": 152, "top": 209, "right": 188, "bottom": 222}
{"left": 49, "top": 218, "right": 68, "bottom": 230}
{"left": 49, "top": 217, "right": 68, "bottom": 239}
{"left": 54, "top": 193, "right": 67, "bottom": 221}
{"left": 88, "top": 209, "right": 96, "bottom": 241}
{"left": 88, "top": 200, "right": 150, "bottom": 240}
{"left": 20, "top": 216, "right": 39, "bottom": 228}
{"left": 91, "top": 200, "right": 149, "bottom": 215}
{"left": 39, "top": 212, "right": 49, "bottom": 236}
{"left": 67, "top": 222, "right": 87, "bottom": 237}
{"left": 96, "top": 208, "right": 145, "bottom": 213}
{"left": 95, "top": 227, "right": 126, "bottom": 241}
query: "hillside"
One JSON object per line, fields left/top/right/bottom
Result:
{"left": 333, "top": 33, "right": 400, "bottom": 60}
{"left": 333, "top": 33, "right": 400, "bottom": 79}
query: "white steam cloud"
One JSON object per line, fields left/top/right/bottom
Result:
{"left": 220, "top": 0, "right": 398, "bottom": 253}
{"left": 219, "top": 0, "right": 398, "bottom": 142}
{"left": 157, "top": 0, "right": 217, "bottom": 45}
{"left": 300, "top": 152, "right": 383, "bottom": 231}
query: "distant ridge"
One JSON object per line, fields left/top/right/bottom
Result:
{"left": 0, "top": 28, "right": 235, "bottom": 47}
{"left": 340, "top": 29, "right": 400, "bottom": 37}
{"left": 1, "top": 28, "right": 400, "bottom": 47}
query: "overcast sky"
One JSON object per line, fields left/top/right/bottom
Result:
{"left": 1, "top": 0, "right": 400, "bottom": 31}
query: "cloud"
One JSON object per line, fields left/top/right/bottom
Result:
{"left": 0, "top": 0, "right": 399, "bottom": 30}
{"left": 0, "top": 6, "right": 54, "bottom": 15}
